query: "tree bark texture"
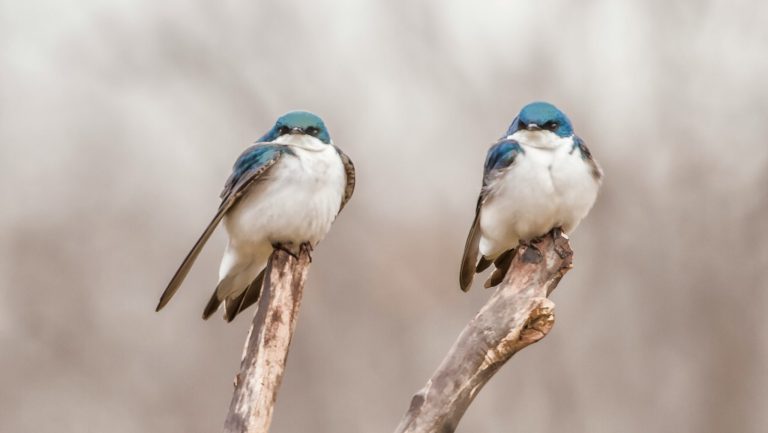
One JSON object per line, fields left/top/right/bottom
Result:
{"left": 223, "top": 246, "right": 311, "bottom": 433}
{"left": 394, "top": 230, "right": 573, "bottom": 433}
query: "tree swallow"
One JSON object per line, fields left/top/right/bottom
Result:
{"left": 156, "top": 111, "right": 355, "bottom": 321}
{"left": 460, "top": 102, "right": 602, "bottom": 291}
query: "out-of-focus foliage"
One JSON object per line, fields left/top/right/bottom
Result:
{"left": 1, "top": 1, "right": 766, "bottom": 432}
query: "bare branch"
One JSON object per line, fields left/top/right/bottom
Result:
{"left": 223, "top": 246, "right": 312, "bottom": 433}
{"left": 395, "top": 230, "right": 573, "bottom": 433}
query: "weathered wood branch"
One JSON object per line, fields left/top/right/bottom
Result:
{"left": 220, "top": 232, "right": 572, "bottom": 433}
{"left": 394, "top": 230, "right": 573, "bottom": 433}
{"left": 223, "top": 246, "right": 312, "bottom": 433}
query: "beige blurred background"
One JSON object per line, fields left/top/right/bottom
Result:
{"left": 2, "top": 0, "right": 767, "bottom": 432}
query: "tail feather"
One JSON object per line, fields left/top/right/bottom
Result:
{"left": 156, "top": 208, "right": 228, "bottom": 312}
{"left": 476, "top": 256, "right": 492, "bottom": 273}
{"left": 224, "top": 269, "right": 266, "bottom": 322}
{"left": 484, "top": 248, "right": 515, "bottom": 288}
{"left": 202, "top": 274, "right": 236, "bottom": 320}
{"left": 202, "top": 290, "right": 223, "bottom": 320}
{"left": 460, "top": 208, "right": 483, "bottom": 292}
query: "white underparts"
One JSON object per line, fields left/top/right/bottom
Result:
{"left": 217, "top": 135, "right": 346, "bottom": 298}
{"left": 478, "top": 131, "right": 600, "bottom": 259}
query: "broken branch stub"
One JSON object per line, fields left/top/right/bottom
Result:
{"left": 395, "top": 231, "right": 573, "bottom": 433}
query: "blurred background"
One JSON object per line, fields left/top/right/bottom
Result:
{"left": 2, "top": 0, "right": 767, "bottom": 432}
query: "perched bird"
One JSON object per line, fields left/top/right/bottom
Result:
{"left": 460, "top": 102, "right": 602, "bottom": 291}
{"left": 156, "top": 111, "right": 355, "bottom": 321}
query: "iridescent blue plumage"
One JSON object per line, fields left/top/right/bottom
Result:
{"left": 460, "top": 101, "right": 602, "bottom": 291}
{"left": 157, "top": 110, "right": 354, "bottom": 322}
{"left": 222, "top": 145, "right": 293, "bottom": 199}
{"left": 483, "top": 139, "right": 524, "bottom": 185}
{"left": 259, "top": 111, "right": 332, "bottom": 144}
{"left": 571, "top": 136, "right": 591, "bottom": 160}
{"left": 506, "top": 102, "right": 574, "bottom": 137}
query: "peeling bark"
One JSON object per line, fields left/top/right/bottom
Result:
{"left": 223, "top": 246, "right": 311, "bottom": 433}
{"left": 394, "top": 230, "right": 573, "bottom": 433}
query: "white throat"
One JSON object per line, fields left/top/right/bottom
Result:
{"left": 508, "top": 130, "right": 568, "bottom": 150}
{"left": 274, "top": 134, "right": 329, "bottom": 152}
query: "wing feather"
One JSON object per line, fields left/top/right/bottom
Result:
{"left": 334, "top": 146, "right": 356, "bottom": 212}
{"left": 459, "top": 196, "right": 483, "bottom": 291}
{"left": 458, "top": 139, "right": 524, "bottom": 292}
{"left": 572, "top": 135, "right": 603, "bottom": 181}
{"left": 155, "top": 144, "right": 285, "bottom": 312}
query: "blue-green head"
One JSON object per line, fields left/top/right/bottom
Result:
{"left": 507, "top": 102, "right": 574, "bottom": 138}
{"left": 260, "top": 111, "right": 331, "bottom": 144}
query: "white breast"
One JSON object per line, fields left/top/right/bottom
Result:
{"left": 224, "top": 136, "right": 346, "bottom": 252}
{"left": 478, "top": 133, "right": 599, "bottom": 258}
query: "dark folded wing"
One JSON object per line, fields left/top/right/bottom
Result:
{"left": 572, "top": 135, "right": 603, "bottom": 181}
{"left": 155, "top": 144, "right": 287, "bottom": 312}
{"left": 459, "top": 139, "right": 524, "bottom": 292}
{"left": 334, "top": 146, "right": 356, "bottom": 212}
{"left": 459, "top": 195, "right": 484, "bottom": 291}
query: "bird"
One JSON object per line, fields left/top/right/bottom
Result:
{"left": 156, "top": 111, "right": 355, "bottom": 322}
{"left": 459, "top": 102, "right": 602, "bottom": 291}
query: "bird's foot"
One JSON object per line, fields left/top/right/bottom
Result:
{"left": 551, "top": 226, "right": 563, "bottom": 240}
{"left": 551, "top": 227, "right": 572, "bottom": 259}
{"left": 299, "top": 242, "right": 314, "bottom": 262}
{"left": 519, "top": 239, "right": 543, "bottom": 263}
{"left": 519, "top": 238, "right": 535, "bottom": 248}
{"left": 272, "top": 242, "right": 300, "bottom": 259}
{"left": 271, "top": 242, "right": 314, "bottom": 262}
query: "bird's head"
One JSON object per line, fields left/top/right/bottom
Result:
{"left": 507, "top": 102, "right": 574, "bottom": 139}
{"left": 260, "top": 111, "right": 331, "bottom": 145}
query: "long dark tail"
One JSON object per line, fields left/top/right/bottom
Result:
{"left": 484, "top": 248, "right": 515, "bottom": 288}
{"left": 202, "top": 291, "right": 223, "bottom": 320}
{"left": 156, "top": 208, "right": 227, "bottom": 312}
{"left": 224, "top": 269, "right": 266, "bottom": 322}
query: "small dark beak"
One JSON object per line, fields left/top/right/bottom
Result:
{"left": 526, "top": 123, "right": 541, "bottom": 131}
{"left": 289, "top": 127, "right": 304, "bottom": 134}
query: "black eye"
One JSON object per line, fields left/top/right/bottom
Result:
{"left": 278, "top": 125, "right": 289, "bottom": 135}
{"left": 545, "top": 121, "right": 559, "bottom": 131}
{"left": 306, "top": 127, "right": 319, "bottom": 136}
